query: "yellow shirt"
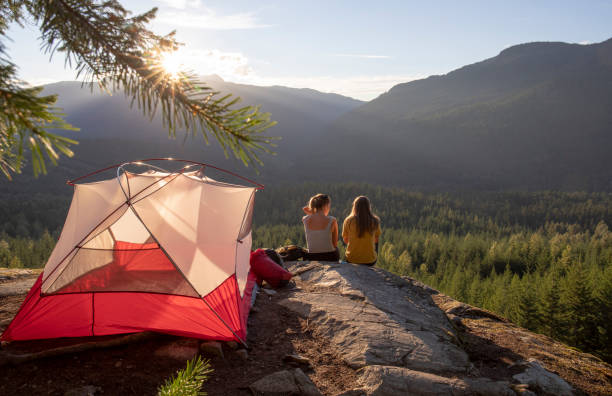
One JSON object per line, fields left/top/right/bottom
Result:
{"left": 342, "top": 216, "right": 381, "bottom": 264}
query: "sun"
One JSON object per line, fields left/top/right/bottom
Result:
{"left": 160, "top": 52, "right": 182, "bottom": 80}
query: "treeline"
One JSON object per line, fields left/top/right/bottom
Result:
{"left": 0, "top": 194, "right": 69, "bottom": 238}
{"left": 253, "top": 183, "right": 612, "bottom": 236}
{"left": 3, "top": 183, "right": 611, "bottom": 239}
{"left": 0, "top": 231, "right": 57, "bottom": 269}
{"left": 0, "top": 194, "right": 66, "bottom": 268}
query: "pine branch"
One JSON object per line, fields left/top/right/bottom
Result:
{"left": 157, "top": 355, "right": 213, "bottom": 396}
{"left": 0, "top": 39, "right": 78, "bottom": 179}
{"left": 31, "top": 0, "right": 276, "bottom": 167}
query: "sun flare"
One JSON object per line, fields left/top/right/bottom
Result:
{"left": 160, "top": 52, "right": 182, "bottom": 80}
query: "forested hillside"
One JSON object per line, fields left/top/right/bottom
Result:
{"left": 321, "top": 38, "right": 612, "bottom": 190}
{"left": 1, "top": 183, "right": 611, "bottom": 363}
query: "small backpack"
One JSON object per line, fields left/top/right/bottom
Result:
{"left": 275, "top": 245, "right": 305, "bottom": 262}
{"left": 250, "top": 249, "right": 292, "bottom": 288}
{"left": 264, "top": 248, "right": 285, "bottom": 268}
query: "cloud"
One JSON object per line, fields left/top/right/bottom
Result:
{"left": 162, "top": 46, "right": 422, "bottom": 100}
{"left": 23, "top": 77, "right": 61, "bottom": 87}
{"left": 168, "top": 48, "right": 254, "bottom": 78}
{"left": 156, "top": 0, "right": 203, "bottom": 9}
{"left": 233, "top": 74, "right": 425, "bottom": 101}
{"left": 333, "top": 54, "right": 392, "bottom": 59}
{"left": 155, "top": 3, "right": 271, "bottom": 30}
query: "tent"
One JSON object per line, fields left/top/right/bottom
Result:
{"left": 1, "top": 159, "right": 261, "bottom": 346}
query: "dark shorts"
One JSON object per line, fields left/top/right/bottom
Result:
{"left": 346, "top": 260, "right": 376, "bottom": 266}
{"left": 304, "top": 248, "right": 340, "bottom": 262}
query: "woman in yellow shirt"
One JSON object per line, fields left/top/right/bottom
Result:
{"left": 342, "top": 196, "right": 381, "bottom": 265}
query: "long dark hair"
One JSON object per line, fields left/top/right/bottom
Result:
{"left": 350, "top": 196, "right": 379, "bottom": 237}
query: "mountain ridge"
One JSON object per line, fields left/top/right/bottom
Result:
{"left": 5, "top": 38, "right": 612, "bottom": 191}
{"left": 321, "top": 37, "right": 612, "bottom": 190}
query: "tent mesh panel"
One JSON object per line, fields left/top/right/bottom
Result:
{"left": 44, "top": 208, "right": 199, "bottom": 297}
{"left": 47, "top": 241, "right": 199, "bottom": 297}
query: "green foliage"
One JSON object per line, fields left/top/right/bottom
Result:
{"left": 537, "top": 272, "right": 563, "bottom": 339}
{"left": 0, "top": 231, "right": 56, "bottom": 268}
{"left": 0, "top": 0, "right": 275, "bottom": 179}
{"left": 157, "top": 356, "right": 212, "bottom": 396}
{"left": 0, "top": 41, "right": 78, "bottom": 178}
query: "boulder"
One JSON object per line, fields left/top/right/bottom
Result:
{"left": 200, "top": 340, "right": 224, "bottom": 359}
{"left": 250, "top": 368, "right": 322, "bottom": 396}
{"left": 154, "top": 338, "right": 199, "bottom": 361}
{"left": 512, "top": 359, "right": 573, "bottom": 396}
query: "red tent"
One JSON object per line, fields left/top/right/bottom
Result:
{"left": 1, "top": 160, "right": 260, "bottom": 345}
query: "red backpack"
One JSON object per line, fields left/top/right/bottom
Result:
{"left": 250, "top": 249, "right": 292, "bottom": 288}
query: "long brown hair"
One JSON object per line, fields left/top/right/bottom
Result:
{"left": 350, "top": 196, "right": 379, "bottom": 237}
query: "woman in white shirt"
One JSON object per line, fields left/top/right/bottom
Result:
{"left": 302, "top": 193, "right": 339, "bottom": 262}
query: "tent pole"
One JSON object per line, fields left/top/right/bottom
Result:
{"left": 124, "top": 197, "right": 249, "bottom": 348}
{"left": 69, "top": 158, "right": 265, "bottom": 190}
{"left": 201, "top": 298, "right": 249, "bottom": 348}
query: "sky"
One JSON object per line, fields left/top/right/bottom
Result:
{"left": 5, "top": 0, "right": 612, "bottom": 100}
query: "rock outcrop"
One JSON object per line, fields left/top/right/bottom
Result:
{"left": 512, "top": 359, "right": 573, "bottom": 396}
{"left": 0, "top": 268, "right": 39, "bottom": 297}
{"left": 278, "top": 261, "right": 588, "bottom": 396}
{"left": 281, "top": 262, "right": 470, "bottom": 374}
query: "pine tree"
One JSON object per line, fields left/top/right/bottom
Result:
{"left": 397, "top": 250, "right": 413, "bottom": 276}
{"left": 538, "top": 272, "right": 563, "bottom": 339}
{"left": 561, "top": 262, "right": 598, "bottom": 351}
{"left": 0, "top": 1, "right": 275, "bottom": 179}
{"left": 8, "top": 255, "right": 22, "bottom": 268}
{"left": 516, "top": 274, "right": 538, "bottom": 330}
{"left": 467, "top": 275, "right": 483, "bottom": 308}
{"left": 506, "top": 273, "right": 523, "bottom": 323}
{"left": 592, "top": 266, "right": 612, "bottom": 361}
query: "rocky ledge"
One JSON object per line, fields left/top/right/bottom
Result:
{"left": 262, "top": 261, "right": 611, "bottom": 396}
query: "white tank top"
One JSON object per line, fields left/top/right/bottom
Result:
{"left": 303, "top": 215, "right": 335, "bottom": 253}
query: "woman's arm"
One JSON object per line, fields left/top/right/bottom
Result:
{"left": 331, "top": 218, "right": 338, "bottom": 248}
{"left": 302, "top": 205, "right": 313, "bottom": 215}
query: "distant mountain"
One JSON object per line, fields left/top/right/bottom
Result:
{"left": 42, "top": 77, "right": 363, "bottom": 141}
{"left": 0, "top": 77, "right": 362, "bottom": 194}
{"left": 320, "top": 38, "right": 612, "bottom": 190}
